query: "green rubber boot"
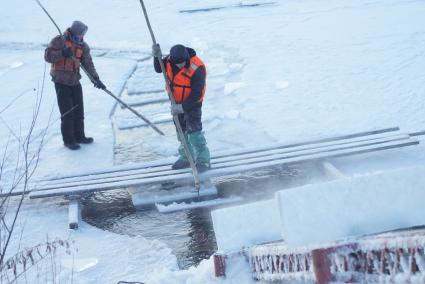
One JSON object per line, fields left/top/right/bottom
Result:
{"left": 188, "top": 131, "right": 211, "bottom": 172}
{"left": 177, "top": 134, "right": 195, "bottom": 162}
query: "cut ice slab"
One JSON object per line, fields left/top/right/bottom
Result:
{"left": 156, "top": 196, "right": 243, "bottom": 213}
{"left": 212, "top": 199, "right": 282, "bottom": 252}
{"left": 277, "top": 166, "right": 425, "bottom": 247}
{"left": 61, "top": 258, "right": 98, "bottom": 272}
{"left": 129, "top": 182, "right": 218, "bottom": 208}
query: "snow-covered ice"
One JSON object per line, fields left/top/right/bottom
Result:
{"left": 2, "top": 0, "right": 425, "bottom": 282}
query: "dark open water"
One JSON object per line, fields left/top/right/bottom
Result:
{"left": 81, "top": 123, "right": 322, "bottom": 269}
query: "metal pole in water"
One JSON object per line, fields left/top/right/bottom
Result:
{"left": 138, "top": 0, "right": 201, "bottom": 191}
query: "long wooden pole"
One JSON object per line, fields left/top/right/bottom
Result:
{"left": 138, "top": 0, "right": 201, "bottom": 190}
{"left": 35, "top": 0, "right": 165, "bottom": 136}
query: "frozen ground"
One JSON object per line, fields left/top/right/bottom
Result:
{"left": 1, "top": 0, "right": 425, "bottom": 282}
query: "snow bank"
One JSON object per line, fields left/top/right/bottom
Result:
{"left": 3, "top": 198, "right": 178, "bottom": 283}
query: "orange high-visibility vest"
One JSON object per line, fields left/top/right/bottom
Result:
{"left": 165, "top": 56, "right": 206, "bottom": 103}
{"left": 52, "top": 40, "right": 83, "bottom": 72}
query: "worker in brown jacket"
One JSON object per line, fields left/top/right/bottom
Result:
{"left": 45, "top": 20, "right": 105, "bottom": 150}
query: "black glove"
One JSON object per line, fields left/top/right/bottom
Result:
{"left": 152, "top": 43, "right": 161, "bottom": 58}
{"left": 170, "top": 104, "right": 184, "bottom": 115}
{"left": 62, "top": 47, "right": 73, "bottom": 58}
{"left": 93, "top": 78, "right": 106, "bottom": 90}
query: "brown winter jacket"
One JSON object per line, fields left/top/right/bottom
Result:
{"left": 44, "top": 33, "right": 98, "bottom": 86}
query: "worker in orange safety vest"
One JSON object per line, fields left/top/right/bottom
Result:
{"left": 45, "top": 20, "right": 106, "bottom": 150}
{"left": 153, "top": 44, "right": 211, "bottom": 173}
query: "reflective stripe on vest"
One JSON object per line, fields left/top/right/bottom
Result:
{"left": 52, "top": 41, "right": 83, "bottom": 72}
{"left": 165, "top": 56, "right": 206, "bottom": 103}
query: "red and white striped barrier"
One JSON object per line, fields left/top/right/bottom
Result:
{"left": 214, "top": 228, "right": 425, "bottom": 283}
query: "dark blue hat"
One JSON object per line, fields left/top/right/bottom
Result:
{"left": 70, "top": 20, "right": 88, "bottom": 36}
{"left": 170, "top": 44, "right": 189, "bottom": 64}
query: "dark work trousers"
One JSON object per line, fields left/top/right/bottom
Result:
{"left": 54, "top": 83, "right": 86, "bottom": 143}
{"left": 176, "top": 107, "right": 203, "bottom": 134}
{"left": 174, "top": 107, "right": 210, "bottom": 166}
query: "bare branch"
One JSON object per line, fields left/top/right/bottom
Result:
{"left": 0, "top": 64, "right": 48, "bottom": 269}
{"left": 1, "top": 239, "right": 72, "bottom": 283}
{"left": 0, "top": 89, "right": 36, "bottom": 116}
{"left": 0, "top": 134, "right": 12, "bottom": 187}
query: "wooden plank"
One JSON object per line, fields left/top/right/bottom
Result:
{"left": 31, "top": 134, "right": 410, "bottom": 191}
{"left": 29, "top": 139, "right": 418, "bottom": 199}
{"left": 32, "top": 134, "right": 412, "bottom": 191}
{"left": 118, "top": 117, "right": 172, "bottom": 130}
{"left": 36, "top": 157, "right": 174, "bottom": 182}
{"left": 33, "top": 131, "right": 407, "bottom": 190}
{"left": 120, "top": 97, "right": 169, "bottom": 108}
{"left": 212, "top": 127, "right": 400, "bottom": 159}
{"left": 127, "top": 89, "right": 164, "bottom": 96}
{"left": 41, "top": 127, "right": 402, "bottom": 180}
{"left": 179, "top": 2, "right": 277, "bottom": 13}
{"left": 409, "top": 130, "right": 425, "bottom": 137}
{"left": 7, "top": 127, "right": 402, "bottom": 197}
{"left": 214, "top": 133, "right": 409, "bottom": 164}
